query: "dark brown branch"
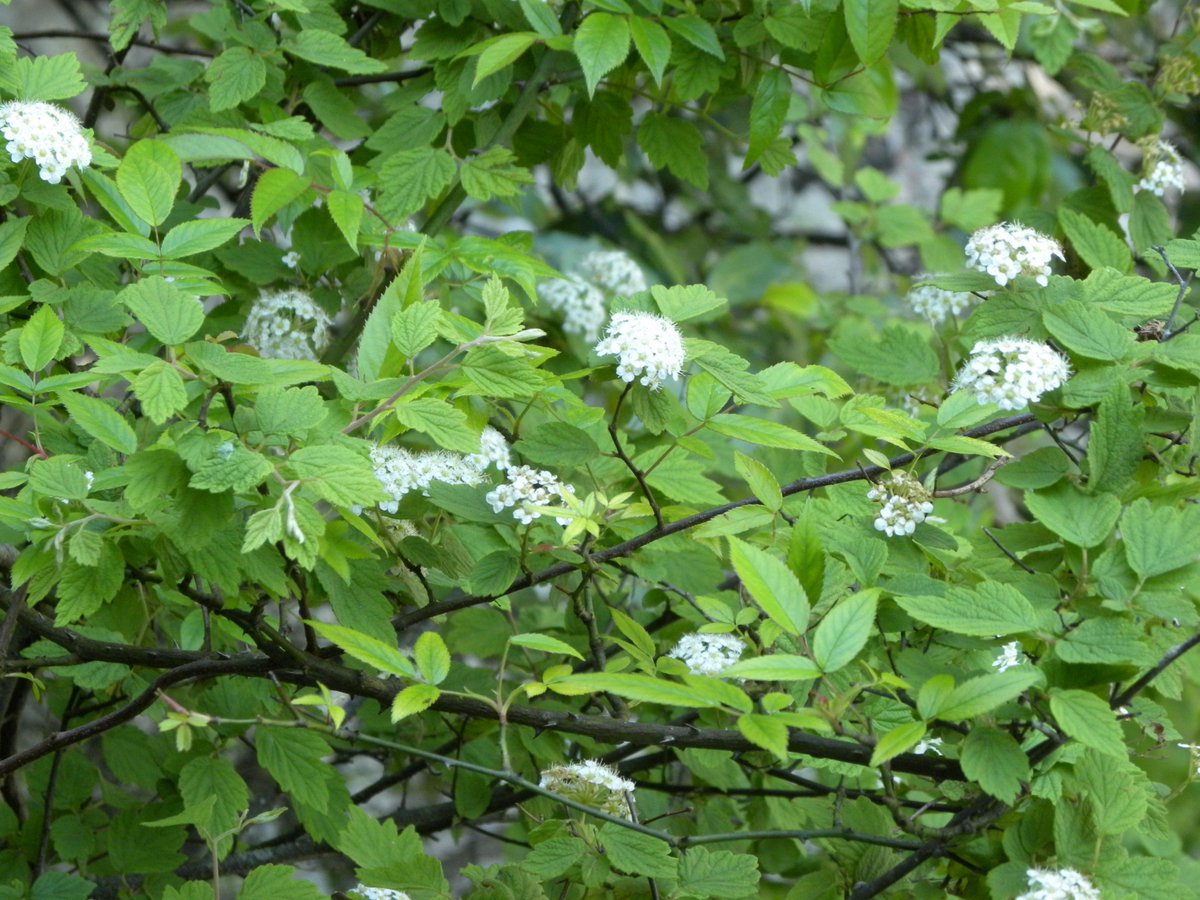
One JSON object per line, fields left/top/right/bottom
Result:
{"left": 11, "top": 29, "right": 214, "bottom": 57}
{"left": 1112, "top": 630, "right": 1200, "bottom": 709}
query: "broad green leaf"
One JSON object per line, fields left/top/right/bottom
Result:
{"left": 514, "top": 422, "right": 601, "bottom": 466}
{"left": 179, "top": 756, "right": 249, "bottom": 839}
{"left": 120, "top": 276, "right": 205, "bottom": 344}
{"left": 870, "top": 720, "right": 925, "bottom": 767}
{"left": 472, "top": 33, "right": 537, "bottom": 86}
{"left": 935, "top": 669, "right": 1041, "bottom": 721}
{"left": 549, "top": 673, "right": 725, "bottom": 708}
{"left": 288, "top": 445, "right": 384, "bottom": 507}
{"left": 638, "top": 112, "right": 709, "bottom": 190}
{"left": 19, "top": 304, "right": 64, "bottom": 371}
{"left": 518, "top": 0, "right": 563, "bottom": 37}
{"left": 0, "top": 54, "right": 85, "bottom": 101}
{"left": 844, "top": 0, "right": 898, "bottom": 65}
{"left": 894, "top": 583, "right": 1035, "bottom": 636}
{"left": 574, "top": 13, "right": 630, "bottom": 97}
{"left": 160, "top": 218, "right": 248, "bottom": 259}
{"left": 599, "top": 825, "right": 676, "bottom": 878}
{"left": 1120, "top": 498, "right": 1198, "bottom": 580}
{"left": 391, "top": 683, "right": 440, "bottom": 722}
{"left": 205, "top": 46, "right": 267, "bottom": 112}
{"left": 284, "top": 29, "right": 388, "bottom": 74}
{"left": 1059, "top": 208, "right": 1132, "bottom": 272}
{"left": 734, "top": 451, "right": 782, "bottom": 512}
{"left": 1055, "top": 617, "right": 1155, "bottom": 666}
{"left": 510, "top": 633, "right": 584, "bottom": 660}
{"left": 394, "top": 397, "right": 478, "bottom": 453}
{"left": 1024, "top": 483, "right": 1119, "bottom": 548}
{"left": 709, "top": 414, "right": 836, "bottom": 456}
{"left": 459, "top": 148, "right": 534, "bottom": 201}
{"left": 117, "top": 140, "right": 181, "bottom": 227}
{"left": 720, "top": 655, "right": 821, "bottom": 682}
{"left": 522, "top": 837, "right": 588, "bottom": 879}
{"left": 1086, "top": 380, "right": 1142, "bottom": 493}
{"left": 377, "top": 148, "right": 457, "bottom": 220}
{"left": 738, "top": 713, "right": 791, "bottom": 760}
{"left": 327, "top": 189, "right": 363, "bottom": 250}
{"left": 0, "top": 216, "right": 30, "bottom": 272}
{"left": 1049, "top": 689, "right": 1125, "bottom": 757}
{"left": 72, "top": 232, "right": 160, "bottom": 259}
{"left": 811, "top": 591, "right": 876, "bottom": 674}
{"left": 677, "top": 849, "right": 761, "bottom": 899}
{"left": 651, "top": 284, "right": 726, "bottom": 322}
{"left": 747, "top": 69, "right": 791, "bottom": 166}
{"left": 133, "top": 362, "right": 188, "bottom": 425}
{"left": 728, "top": 537, "right": 809, "bottom": 635}
{"left": 59, "top": 392, "right": 137, "bottom": 454}
{"left": 1042, "top": 300, "right": 1134, "bottom": 361}
{"left": 661, "top": 14, "right": 724, "bottom": 58}
{"left": 1075, "top": 750, "right": 1147, "bottom": 834}
{"left": 414, "top": 632, "right": 451, "bottom": 685}
{"left": 256, "top": 728, "right": 333, "bottom": 809}
{"left": 188, "top": 442, "right": 272, "bottom": 493}
{"left": 828, "top": 324, "right": 939, "bottom": 386}
{"left": 391, "top": 300, "right": 441, "bottom": 359}
{"left": 238, "top": 864, "right": 325, "bottom": 900}
{"left": 960, "top": 727, "right": 1028, "bottom": 803}
{"left": 309, "top": 621, "right": 415, "bottom": 678}
{"left": 629, "top": 17, "right": 671, "bottom": 86}
{"left": 251, "top": 168, "right": 309, "bottom": 235}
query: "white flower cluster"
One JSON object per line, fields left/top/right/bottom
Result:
{"left": 1016, "top": 867, "right": 1100, "bottom": 900}
{"left": 350, "top": 887, "right": 411, "bottom": 900}
{"left": 993, "top": 641, "right": 1025, "bottom": 673}
{"left": 369, "top": 428, "right": 512, "bottom": 515}
{"left": 906, "top": 277, "right": 976, "bottom": 325}
{"left": 668, "top": 632, "right": 745, "bottom": 676}
{"left": 242, "top": 288, "right": 332, "bottom": 361}
{"left": 486, "top": 464, "right": 575, "bottom": 526}
{"left": 594, "top": 311, "right": 686, "bottom": 390}
{"left": 539, "top": 760, "right": 635, "bottom": 818}
{"left": 539, "top": 275, "right": 607, "bottom": 342}
{"left": 1137, "top": 140, "right": 1186, "bottom": 197}
{"left": 579, "top": 249, "right": 649, "bottom": 297}
{"left": 282, "top": 250, "right": 300, "bottom": 269}
{"left": 867, "top": 471, "right": 934, "bottom": 538}
{"left": 965, "top": 223, "right": 1064, "bottom": 287}
{"left": 0, "top": 100, "right": 92, "bottom": 184}
{"left": 952, "top": 337, "right": 1071, "bottom": 410}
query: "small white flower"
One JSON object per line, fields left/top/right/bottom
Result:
{"left": 668, "top": 632, "right": 745, "bottom": 676}
{"left": 965, "top": 223, "right": 1064, "bottom": 288}
{"left": 1137, "top": 140, "right": 1186, "bottom": 197}
{"left": 906, "top": 277, "right": 977, "bottom": 325}
{"left": 83, "top": 471, "right": 94, "bottom": 491}
{"left": 242, "top": 288, "right": 333, "bottom": 361}
{"left": 1016, "top": 867, "right": 1100, "bottom": 900}
{"left": 486, "top": 464, "right": 574, "bottom": 526}
{"left": 913, "top": 737, "right": 944, "bottom": 756}
{"left": 369, "top": 445, "right": 485, "bottom": 514}
{"left": 539, "top": 275, "right": 607, "bottom": 342}
{"left": 0, "top": 100, "right": 91, "bottom": 184}
{"left": 992, "top": 641, "right": 1025, "bottom": 673}
{"left": 464, "top": 425, "right": 512, "bottom": 473}
{"left": 578, "top": 250, "right": 648, "bottom": 296}
{"left": 539, "top": 760, "right": 634, "bottom": 818}
{"left": 350, "top": 887, "right": 411, "bottom": 900}
{"left": 281, "top": 250, "right": 301, "bottom": 269}
{"left": 867, "top": 471, "right": 934, "bottom": 538}
{"left": 1178, "top": 742, "right": 1200, "bottom": 776}
{"left": 952, "top": 337, "right": 1070, "bottom": 410}
{"left": 593, "top": 311, "right": 685, "bottom": 390}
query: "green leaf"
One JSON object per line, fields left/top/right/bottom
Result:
{"left": 0, "top": 54, "right": 85, "bottom": 101}
{"left": 132, "top": 362, "right": 188, "bottom": 425}
{"left": 377, "top": 148, "right": 457, "bottom": 220}
{"left": 255, "top": 386, "right": 327, "bottom": 436}
{"left": 677, "top": 847, "right": 760, "bottom": 898}
{"left": 284, "top": 29, "right": 389, "bottom": 74}
{"left": 0, "top": 216, "right": 30, "bottom": 273}
{"left": 256, "top": 727, "right": 333, "bottom": 809}
{"left": 651, "top": 284, "right": 725, "bottom": 322}
{"left": 472, "top": 33, "right": 537, "bottom": 86}
{"left": 598, "top": 824, "right": 677, "bottom": 878}
{"left": 391, "top": 683, "right": 440, "bottom": 722}
{"left": 309, "top": 621, "right": 415, "bottom": 678}
{"left": 709, "top": 414, "right": 835, "bottom": 456}
{"left": 514, "top": 422, "right": 601, "bottom": 466}
{"left": 1024, "top": 483, "right": 1120, "bottom": 548}
{"left": 1086, "top": 380, "right": 1142, "bottom": 494}
{"left": 894, "top": 583, "right": 1035, "bottom": 636}
{"left": 728, "top": 537, "right": 809, "bottom": 636}
{"left": 936, "top": 669, "right": 1041, "bottom": 722}
{"left": 629, "top": 17, "right": 671, "bottom": 86}
{"left": 510, "top": 633, "right": 584, "bottom": 660}
{"left": 518, "top": 0, "right": 563, "bottom": 37}
{"left": 734, "top": 451, "right": 782, "bottom": 512}
{"left": 661, "top": 14, "right": 724, "bottom": 58}
{"left": 737, "top": 713, "right": 790, "bottom": 760}
{"left": 1120, "top": 498, "right": 1198, "bottom": 579}
{"left": 390, "top": 300, "right": 441, "bottom": 360}
{"left": 460, "top": 148, "right": 534, "bottom": 201}
{"left": 960, "top": 727, "right": 1029, "bottom": 803}
{"left": 638, "top": 112, "right": 709, "bottom": 190}
{"left": 844, "top": 0, "right": 898, "bottom": 65}
{"left": 205, "top": 46, "right": 267, "bottom": 112}
{"left": 72, "top": 232, "right": 160, "bottom": 260}
{"left": 828, "top": 324, "right": 939, "bottom": 386}
{"left": 1042, "top": 300, "right": 1134, "bottom": 361}
{"left": 1075, "top": 750, "right": 1147, "bottom": 834}
{"left": 120, "top": 276, "right": 205, "bottom": 344}
{"left": 686, "top": 339, "right": 777, "bottom": 406}
{"left": 414, "top": 631, "right": 451, "bottom": 685}
{"left": 179, "top": 755, "right": 249, "bottom": 839}
{"left": 326, "top": 189, "right": 363, "bottom": 250}
{"left": 59, "top": 392, "right": 137, "bottom": 455}
{"left": 1055, "top": 617, "right": 1154, "bottom": 666}
{"left": 550, "top": 673, "right": 724, "bottom": 708}
{"left": 812, "top": 590, "right": 877, "bottom": 674}
{"left": 117, "top": 140, "right": 181, "bottom": 227}
{"left": 787, "top": 505, "right": 826, "bottom": 609}
{"left": 746, "top": 69, "right": 790, "bottom": 166}
{"left": 19, "top": 304, "right": 64, "bottom": 371}
{"left": 574, "top": 13, "right": 630, "bottom": 96}
{"left": 522, "top": 837, "right": 588, "bottom": 879}
{"left": 870, "top": 720, "right": 925, "bottom": 767}
{"left": 30, "top": 871, "right": 96, "bottom": 900}
{"left": 251, "top": 168, "right": 309, "bottom": 235}
{"left": 188, "top": 442, "right": 272, "bottom": 493}
{"left": 1049, "top": 689, "right": 1125, "bottom": 757}
{"left": 720, "top": 654, "right": 821, "bottom": 681}
{"left": 1059, "top": 208, "right": 1132, "bottom": 272}
{"left": 394, "top": 397, "right": 478, "bottom": 453}
{"left": 289, "top": 445, "right": 384, "bottom": 507}
{"left": 238, "top": 864, "right": 325, "bottom": 900}
{"left": 160, "top": 218, "right": 248, "bottom": 259}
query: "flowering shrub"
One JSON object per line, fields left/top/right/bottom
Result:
{"left": 0, "top": 2, "right": 1198, "bottom": 900}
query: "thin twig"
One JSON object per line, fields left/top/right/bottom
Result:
{"left": 982, "top": 527, "right": 1035, "bottom": 575}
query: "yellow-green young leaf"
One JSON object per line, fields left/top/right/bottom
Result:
{"left": 574, "top": 13, "right": 630, "bottom": 97}
{"left": 734, "top": 450, "right": 782, "bottom": 511}
{"left": 1049, "top": 689, "right": 1125, "bottom": 757}
{"left": 326, "top": 189, "right": 363, "bottom": 250}
{"left": 737, "top": 713, "right": 790, "bottom": 760}
{"left": 19, "top": 304, "right": 64, "bottom": 371}
{"left": 0, "top": 54, "right": 86, "bottom": 101}
{"left": 120, "top": 276, "right": 205, "bottom": 345}
{"left": 414, "top": 631, "right": 451, "bottom": 685}
{"left": 391, "top": 300, "right": 441, "bottom": 359}
{"left": 250, "top": 168, "right": 308, "bottom": 236}
{"left": 160, "top": 218, "right": 248, "bottom": 259}
{"left": 681, "top": 674, "right": 753, "bottom": 713}
{"left": 721, "top": 655, "right": 821, "bottom": 682}
{"left": 59, "top": 392, "right": 137, "bottom": 455}
{"left": 205, "top": 46, "right": 267, "bottom": 112}
{"left": 460, "top": 148, "right": 534, "bottom": 201}
{"left": 132, "top": 362, "right": 188, "bottom": 425}
{"left": 309, "top": 621, "right": 415, "bottom": 678}
{"left": 728, "top": 537, "right": 809, "bottom": 635}
{"left": 391, "top": 683, "right": 440, "bottom": 722}
{"left": 472, "top": 33, "right": 537, "bottom": 87}
{"left": 629, "top": 17, "right": 671, "bottom": 86}
{"left": 870, "top": 720, "right": 925, "bottom": 767}
{"left": 936, "top": 669, "right": 1042, "bottom": 722}
{"left": 844, "top": 0, "right": 898, "bottom": 65}
{"left": 510, "top": 633, "right": 585, "bottom": 660}
{"left": 549, "top": 673, "right": 724, "bottom": 708}
{"left": 960, "top": 727, "right": 1029, "bottom": 804}
{"left": 677, "top": 848, "right": 761, "bottom": 898}
{"left": 117, "top": 140, "right": 181, "bottom": 227}
{"left": 812, "top": 590, "right": 877, "bottom": 674}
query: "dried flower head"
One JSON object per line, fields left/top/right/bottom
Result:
{"left": 593, "top": 311, "right": 685, "bottom": 390}
{"left": 992, "top": 641, "right": 1025, "bottom": 673}
{"left": 539, "top": 760, "right": 634, "bottom": 818}
{"left": 668, "top": 632, "right": 745, "bottom": 676}
{"left": 1016, "top": 867, "right": 1100, "bottom": 900}
{"left": 242, "top": 288, "right": 333, "bottom": 361}
{"left": 906, "top": 277, "right": 977, "bottom": 325}
{"left": 486, "top": 464, "right": 574, "bottom": 526}
{"left": 952, "top": 337, "right": 1071, "bottom": 410}
{"left": 867, "top": 471, "right": 934, "bottom": 538}
{"left": 539, "top": 275, "right": 607, "bottom": 342}
{"left": 579, "top": 249, "right": 648, "bottom": 296}
{"left": 1137, "top": 140, "right": 1186, "bottom": 197}
{"left": 0, "top": 100, "right": 92, "bottom": 184}
{"left": 965, "top": 223, "right": 1064, "bottom": 287}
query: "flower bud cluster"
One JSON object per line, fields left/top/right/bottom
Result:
{"left": 578, "top": 249, "right": 649, "bottom": 297}
{"left": 965, "top": 223, "right": 1063, "bottom": 287}
{"left": 867, "top": 471, "right": 934, "bottom": 538}
{"left": 593, "top": 311, "right": 686, "bottom": 390}
{"left": 486, "top": 464, "right": 575, "bottom": 526}
{"left": 952, "top": 337, "right": 1071, "bottom": 410}
{"left": 539, "top": 275, "right": 607, "bottom": 342}
{"left": 242, "top": 288, "right": 333, "bottom": 361}
{"left": 906, "top": 278, "right": 976, "bottom": 325}
{"left": 539, "top": 760, "right": 634, "bottom": 818}
{"left": 668, "top": 632, "right": 745, "bottom": 676}
{"left": 0, "top": 100, "right": 92, "bottom": 184}
{"left": 1137, "top": 140, "right": 1186, "bottom": 197}
{"left": 1016, "top": 867, "right": 1100, "bottom": 900}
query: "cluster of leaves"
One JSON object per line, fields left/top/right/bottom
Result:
{"left": 0, "top": 0, "right": 1199, "bottom": 898}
